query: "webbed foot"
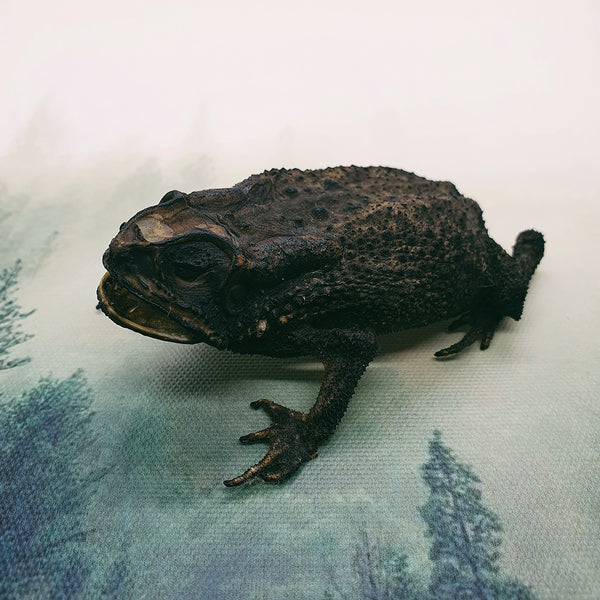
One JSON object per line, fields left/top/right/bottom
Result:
{"left": 223, "top": 399, "right": 319, "bottom": 487}
{"left": 435, "top": 309, "right": 501, "bottom": 357}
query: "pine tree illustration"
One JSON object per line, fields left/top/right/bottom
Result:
{"left": 0, "top": 372, "right": 100, "bottom": 598}
{"left": 420, "top": 431, "right": 537, "bottom": 600}
{"left": 421, "top": 430, "right": 502, "bottom": 600}
{"left": 0, "top": 259, "right": 33, "bottom": 370}
{"left": 354, "top": 531, "right": 425, "bottom": 600}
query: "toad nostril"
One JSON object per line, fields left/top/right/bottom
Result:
{"left": 102, "top": 248, "right": 112, "bottom": 270}
{"left": 103, "top": 237, "right": 156, "bottom": 280}
{"left": 124, "top": 248, "right": 155, "bottom": 279}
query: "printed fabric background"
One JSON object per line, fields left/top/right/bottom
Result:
{"left": 1, "top": 1, "right": 599, "bottom": 599}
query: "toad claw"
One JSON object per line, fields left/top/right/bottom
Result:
{"left": 223, "top": 399, "right": 319, "bottom": 487}
{"left": 435, "top": 309, "right": 501, "bottom": 357}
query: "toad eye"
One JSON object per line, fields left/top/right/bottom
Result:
{"left": 170, "top": 262, "right": 208, "bottom": 282}
{"left": 163, "top": 240, "right": 232, "bottom": 291}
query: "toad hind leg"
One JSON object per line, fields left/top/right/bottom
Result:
{"left": 435, "top": 229, "right": 544, "bottom": 358}
{"left": 223, "top": 328, "right": 377, "bottom": 486}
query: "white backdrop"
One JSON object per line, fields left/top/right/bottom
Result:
{"left": 3, "top": 1, "right": 598, "bottom": 194}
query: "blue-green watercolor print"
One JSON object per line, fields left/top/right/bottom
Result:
{"left": 0, "top": 261, "right": 538, "bottom": 599}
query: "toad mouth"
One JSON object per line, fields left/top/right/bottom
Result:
{"left": 97, "top": 272, "right": 202, "bottom": 343}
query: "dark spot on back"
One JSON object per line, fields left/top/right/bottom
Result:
{"left": 311, "top": 206, "right": 329, "bottom": 219}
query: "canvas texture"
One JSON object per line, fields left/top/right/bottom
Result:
{"left": 0, "top": 163, "right": 598, "bottom": 600}
{"left": 1, "top": 3, "right": 599, "bottom": 598}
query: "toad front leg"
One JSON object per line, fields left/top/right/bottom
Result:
{"left": 223, "top": 328, "right": 377, "bottom": 486}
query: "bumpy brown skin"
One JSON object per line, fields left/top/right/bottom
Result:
{"left": 98, "top": 166, "right": 545, "bottom": 486}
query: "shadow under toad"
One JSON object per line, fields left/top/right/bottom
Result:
{"left": 152, "top": 320, "right": 461, "bottom": 399}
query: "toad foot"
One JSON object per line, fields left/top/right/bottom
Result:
{"left": 223, "top": 399, "right": 319, "bottom": 487}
